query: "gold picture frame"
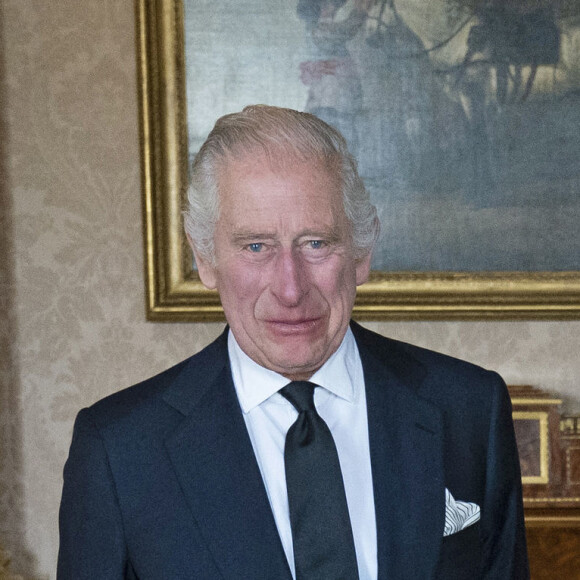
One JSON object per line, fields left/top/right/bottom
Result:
{"left": 136, "top": 0, "right": 580, "bottom": 321}
{"left": 513, "top": 411, "right": 550, "bottom": 485}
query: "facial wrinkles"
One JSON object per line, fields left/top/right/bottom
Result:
{"left": 204, "top": 153, "right": 365, "bottom": 379}
{"left": 235, "top": 221, "right": 347, "bottom": 323}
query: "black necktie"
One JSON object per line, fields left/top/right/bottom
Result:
{"left": 280, "top": 381, "right": 359, "bottom": 580}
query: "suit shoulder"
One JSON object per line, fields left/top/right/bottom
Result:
{"left": 84, "top": 330, "right": 228, "bottom": 428}
{"left": 88, "top": 356, "right": 189, "bottom": 415}
{"left": 351, "top": 321, "right": 504, "bottom": 395}
{"left": 354, "top": 321, "right": 491, "bottom": 368}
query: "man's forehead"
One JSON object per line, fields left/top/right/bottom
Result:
{"left": 214, "top": 150, "right": 348, "bottom": 234}
{"left": 218, "top": 160, "right": 342, "bottom": 213}
{"left": 218, "top": 147, "right": 340, "bottom": 180}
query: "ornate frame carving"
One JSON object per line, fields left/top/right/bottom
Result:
{"left": 136, "top": 0, "right": 580, "bottom": 321}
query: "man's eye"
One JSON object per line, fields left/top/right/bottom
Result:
{"left": 248, "top": 243, "right": 263, "bottom": 253}
{"left": 308, "top": 240, "right": 324, "bottom": 249}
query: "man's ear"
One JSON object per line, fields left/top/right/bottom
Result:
{"left": 355, "top": 217, "right": 379, "bottom": 286}
{"left": 355, "top": 250, "right": 372, "bottom": 286}
{"left": 186, "top": 234, "right": 217, "bottom": 290}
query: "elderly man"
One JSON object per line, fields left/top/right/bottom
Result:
{"left": 58, "top": 105, "right": 528, "bottom": 579}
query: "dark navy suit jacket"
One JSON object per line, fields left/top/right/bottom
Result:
{"left": 58, "top": 322, "right": 529, "bottom": 578}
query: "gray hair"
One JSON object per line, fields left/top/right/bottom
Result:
{"left": 184, "top": 105, "right": 378, "bottom": 264}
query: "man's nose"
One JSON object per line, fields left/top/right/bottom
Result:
{"left": 270, "top": 249, "right": 307, "bottom": 306}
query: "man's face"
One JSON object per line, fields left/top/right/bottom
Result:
{"left": 192, "top": 152, "right": 372, "bottom": 380}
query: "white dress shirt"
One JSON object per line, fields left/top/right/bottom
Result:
{"left": 228, "top": 327, "right": 378, "bottom": 580}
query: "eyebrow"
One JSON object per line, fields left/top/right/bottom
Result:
{"left": 230, "top": 227, "right": 343, "bottom": 245}
{"left": 298, "top": 228, "right": 343, "bottom": 243}
{"left": 230, "top": 232, "right": 277, "bottom": 244}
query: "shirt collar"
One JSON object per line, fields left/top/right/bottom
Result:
{"left": 228, "top": 327, "right": 360, "bottom": 414}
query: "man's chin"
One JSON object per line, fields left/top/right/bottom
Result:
{"left": 258, "top": 343, "right": 332, "bottom": 381}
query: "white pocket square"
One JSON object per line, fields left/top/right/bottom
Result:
{"left": 444, "top": 488, "right": 480, "bottom": 537}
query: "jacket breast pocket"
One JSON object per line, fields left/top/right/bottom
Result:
{"left": 435, "top": 522, "right": 482, "bottom": 579}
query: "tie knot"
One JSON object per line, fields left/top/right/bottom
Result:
{"left": 280, "top": 381, "right": 316, "bottom": 413}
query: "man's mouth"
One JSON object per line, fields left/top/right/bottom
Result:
{"left": 264, "top": 317, "right": 322, "bottom": 335}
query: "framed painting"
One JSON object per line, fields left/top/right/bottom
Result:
{"left": 136, "top": 0, "right": 580, "bottom": 321}
{"left": 513, "top": 411, "right": 549, "bottom": 485}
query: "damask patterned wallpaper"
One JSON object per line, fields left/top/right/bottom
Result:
{"left": 0, "top": 1, "right": 578, "bottom": 578}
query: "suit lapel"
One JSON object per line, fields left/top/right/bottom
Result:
{"left": 160, "top": 324, "right": 446, "bottom": 578}
{"left": 353, "top": 324, "right": 445, "bottom": 579}
{"left": 162, "top": 332, "right": 291, "bottom": 579}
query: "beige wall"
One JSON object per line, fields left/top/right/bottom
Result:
{"left": 0, "top": 1, "right": 578, "bottom": 578}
